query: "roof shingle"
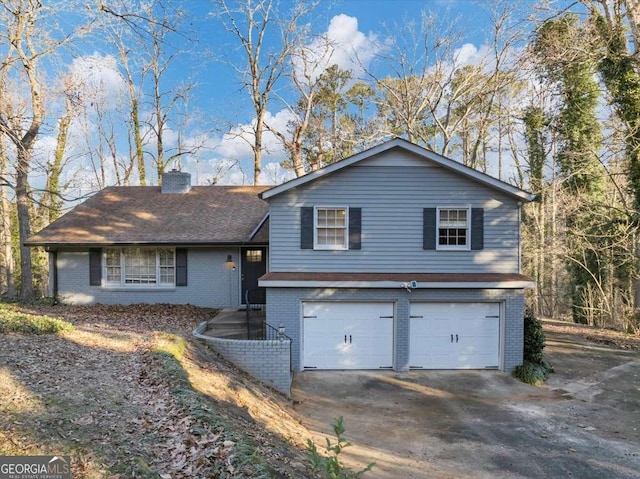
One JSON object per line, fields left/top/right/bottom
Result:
{"left": 26, "top": 185, "right": 270, "bottom": 246}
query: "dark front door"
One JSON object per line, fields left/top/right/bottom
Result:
{"left": 241, "top": 247, "right": 267, "bottom": 304}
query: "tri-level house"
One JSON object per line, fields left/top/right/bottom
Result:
{"left": 27, "top": 138, "right": 534, "bottom": 378}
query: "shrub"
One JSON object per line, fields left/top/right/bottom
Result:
{"left": 522, "top": 308, "right": 546, "bottom": 364}
{"left": 514, "top": 308, "right": 552, "bottom": 385}
{"left": 307, "top": 417, "right": 374, "bottom": 479}
{"left": 513, "top": 361, "right": 548, "bottom": 385}
{"left": 0, "top": 303, "right": 73, "bottom": 335}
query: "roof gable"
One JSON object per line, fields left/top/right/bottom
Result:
{"left": 260, "top": 138, "right": 535, "bottom": 202}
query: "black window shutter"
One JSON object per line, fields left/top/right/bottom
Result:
{"left": 300, "top": 207, "right": 314, "bottom": 249}
{"left": 89, "top": 248, "right": 102, "bottom": 286}
{"left": 471, "top": 208, "right": 484, "bottom": 250}
{"left": 348, "top": 207, "right": 361, "bottom": 250}
{"left": 423, "top": 208, "right": 437, "bottom": 250}
{"left": 176, "top": 248, "right": 188, "bottom": 286}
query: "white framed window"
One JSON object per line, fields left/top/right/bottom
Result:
{"left": 314, "top": 207, "right": 348, "bottom": 250}
{"left": 437, "top": 208, "right": 470, "bottom": 250}
{"left": 105, "top": 249, "right": 122, "bottom": 282}
{"left": 104, "top": 247, "right": 175, "bottom": 287}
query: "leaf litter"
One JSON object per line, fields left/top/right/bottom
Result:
{"left": 0, "top": 303, "right": 313, "bottom": 478}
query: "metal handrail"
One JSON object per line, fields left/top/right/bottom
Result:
{"left": 244, "top": 288, "right": 293, "bottom": 371}
{"left": 264, "top": 322, "right": 293, "bottom": 342}
{"left": 245, "top": 288, "right": 265, "bottom": 339}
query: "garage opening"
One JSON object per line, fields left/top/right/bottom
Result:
{"left": 302, "top": 302, "right": 394, "bottom": 369}
{"left": 409, "top": 302, "right": 500, "bottom": 369}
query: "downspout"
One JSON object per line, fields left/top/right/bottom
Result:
{"left": 51, "top": 249, "right": 58, "bottom": 304}
{"left": 517, "top": 202, "right": 522, "bottom": 273}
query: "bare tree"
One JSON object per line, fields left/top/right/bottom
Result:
{"left": 101, "top": 0, "right": 204, "bottom": 184}
{"left": 0, "top": 0, "right": 48, "bottom": 299}
{"left": 267, "top": 35, "right": 331, "bottom": 177}
{"left": 38, "top": 74, "right": 82, "bottom": 223}
{"left": 0, "top": 0, "right": 93, "bottom": 299}
{"left": 0, "top": 136, "right": 14, "bottom": 297}
{"left": 213, "top": 0, "right": 314, "bottom": 184}
{"left": 370, "top": 3, "right": 524, "bottom": 167}
{"left": 102, "top": 11, "right": 148, "bottom": 185}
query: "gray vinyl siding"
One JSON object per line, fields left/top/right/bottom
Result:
{"left": 268, "top": 155, "right": 521, "bottom": 274}
{"left": 55, "top": 247, "right": 241, "bottom": 308}
{"left": 266, "top": 287, "right": 525, "bottom": 373}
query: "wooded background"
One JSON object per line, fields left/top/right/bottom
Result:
{"left": 1, "top": 0, "right": 639, "bottom": 333}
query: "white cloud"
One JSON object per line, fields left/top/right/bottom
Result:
{"left": 186, "top": 157, "right": 247, "bottom": 185}
{"left": 215, "top": 112, "right": 287, "bottom": 161}
{"left": 262, "top": 161, "right": 295, "bottom": 185}
{"left": 176, "top": 109, "right": 294, "bottom": 185}
{"left": 297, "top": 14, "right": 381, "bottom": 83}
{"left": 176, "top": 14, "right": 383, "bottom": 185}
{"left": 195, "top": 14, "right": 383, "bottom": 184}
{"left": 452, "top": 43, "right": 492, "bottom": 68}
{"left": 66, "top": 53, "right": 126, "bottom": 108}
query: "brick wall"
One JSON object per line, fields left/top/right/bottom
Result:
{"left": 161, "top": 170, "right": 191, "bottom": 193}
{"left": 266, "top": 287, "right": 525, "bottom": 373}
{"left": 56, "top": 248, "right": 241, "bottom": 308}
{"left": 193, "top": 322, "right": 292, "bottom": 396}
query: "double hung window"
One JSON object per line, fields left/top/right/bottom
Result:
{"left": 105, "top": 248, "right": 175, "bottom": 287}
{"left": 437, "top": 208, "right": 470, "bottom": 250}
{"left": 315, "top": 207, "right": 348, "bottom": 250}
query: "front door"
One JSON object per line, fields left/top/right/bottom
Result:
{"left": 241, "top": 247, "right": 267, "bottom": 304}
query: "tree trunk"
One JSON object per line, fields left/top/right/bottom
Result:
{"left": 131, "top": 98, "right": 147, "bottom": 186}
{"left": 291, "top": 145, "right": 305, "bottom": 177}
{"left": 16, "top": 152, "right": 33, "bottom": 300}
{"left": 0, "top": 142, "right": 15, "bottom": 297}
{"left": 44, "top": 110, "right": 71, "bottom": 222}
{"left": 254, "top": 114, "right": 263, "bottom": 185}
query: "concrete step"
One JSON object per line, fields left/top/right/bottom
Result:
{"left": 208, "top": 319, "right": 247, "bottom": 327}
{"left": 203, "top": 328, "right": 247, "bottom": 339}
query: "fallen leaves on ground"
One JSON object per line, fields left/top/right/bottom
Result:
{"left": 0, "top": 303, "right": 313, "bottom": 478}
{"left": 542, "top": 319, "right": 640, "bottom": 351}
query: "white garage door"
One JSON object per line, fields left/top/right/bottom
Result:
{"left": 409, "top": 303, "right": 500, "bottom": 369}
{"left": 303, "top": 302, "right": 394, "bottom": 369}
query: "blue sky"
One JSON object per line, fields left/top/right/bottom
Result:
{"left": 19, "top": 0, "right": 558, "bottom": 191}
{"left": 167, "top": 0, "right": 531, "bottom": 185}
{"left": 199, "top": 0, "right": 504, "bottom": 117}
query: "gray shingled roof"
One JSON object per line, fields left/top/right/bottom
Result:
{"left": 26, "top": 185, "right": 270, "bottom": 247}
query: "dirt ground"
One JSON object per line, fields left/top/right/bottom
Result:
{"left": 292, "top": 321, "right": 640, "bottom": 479}
{"left": 0, "top": 304, "right": 313, "bottom": 478}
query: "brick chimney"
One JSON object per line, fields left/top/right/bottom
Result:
{"left": 161, "top": 169, "right": 191, "bottom": 194}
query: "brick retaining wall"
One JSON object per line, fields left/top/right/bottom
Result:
{"left": 193, "top": 322, "right": 292, "bottom": 396}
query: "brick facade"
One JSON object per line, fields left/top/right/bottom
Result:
{"left": 266, "top": 287, "right": 525, "bottom": 373}
{"left": 54, "top": 248, "right": 241, "bottom": 308}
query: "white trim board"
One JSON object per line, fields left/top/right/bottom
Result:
{"left": 259, "top": 279, "right": 535, "bottom": 289}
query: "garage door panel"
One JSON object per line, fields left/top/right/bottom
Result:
{"left": 303, "top": 302, "right": 394, "bottom": 370}
{"left": 410, "top": 316, "right": 452, "bottom": 368}
{"left": 410, "top": 303, "right": 500, "bottom": 369}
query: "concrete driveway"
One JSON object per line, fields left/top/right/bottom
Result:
{"left": 291, "top": 328, "right": 640, "bottom": 478}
